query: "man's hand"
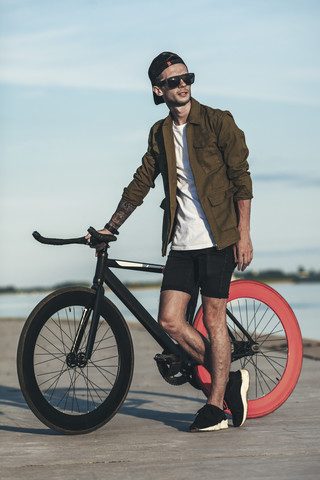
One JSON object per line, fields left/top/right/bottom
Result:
{"left": 233, "top": 198, "right": 253, "bottom": 271}
{"left": 233, "top": 230, "right": 253, "bottom": 271}
{"left": 85, "top": 228, "right": 113, "bottom": 254}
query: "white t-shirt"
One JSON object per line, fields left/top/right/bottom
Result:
{"left": 171, "top": 122, "right": 215, "bottom": 250}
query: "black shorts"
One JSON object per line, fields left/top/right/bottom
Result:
{"left": 161, "top": 246, "right": 236, "bottom": 299}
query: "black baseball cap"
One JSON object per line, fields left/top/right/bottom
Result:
{"left": 148, "top": 52, "right": 187, "bottom": 105}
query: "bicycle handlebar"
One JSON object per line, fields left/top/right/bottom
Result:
{"left": 32, "top": 227, "right": 117, "bottom": 246}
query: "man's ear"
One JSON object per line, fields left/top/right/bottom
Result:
{"left": 153, "top": 85, "right": 164, "bottom": 101}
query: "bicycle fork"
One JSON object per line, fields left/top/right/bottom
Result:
{"left": 67, "top": 249, "right": 107, "bottom": 368}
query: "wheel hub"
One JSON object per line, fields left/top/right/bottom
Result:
{"left": 231, "top": 340, "right": 260, "bottom": 361}
{"left": 251, "top": 343, "right": 260, "bottom": 353}
{"left": 66, "top": 351, "right": 88, "bottom": 368}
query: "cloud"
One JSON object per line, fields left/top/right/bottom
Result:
{"left": 0, "top": 22, "right": 149, "bottom": 90}
{"left": 1, "top": 1, "right": 320, "bottom": 107}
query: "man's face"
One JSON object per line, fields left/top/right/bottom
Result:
{"left": 153, "top": 63, "right": 191, "bottom": 107}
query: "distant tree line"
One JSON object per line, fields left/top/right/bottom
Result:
{"left": 234, "top": 267, "right": 320, "bottom": 283}
{"left": 0, "top": 282, "right": 91, "bottom": 294}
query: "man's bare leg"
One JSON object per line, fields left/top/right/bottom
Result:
{"left": 159, "top": 290, "right": 230, "bottom": 407}
{"left": 159, "top": 290, "right": 249, "bottom": 432}
{"left": 158, "top": 290, "right": 210, "bottom": 366}
{"left": 201, "top": 296, "right": 231, "bottom": 409}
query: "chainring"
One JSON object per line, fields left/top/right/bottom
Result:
{"left": 154, "top": 352, "right": 201, "bottom": 388}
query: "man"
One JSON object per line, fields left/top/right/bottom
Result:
{"left": 93, "top": 52, "right": 253, "bottom": 432}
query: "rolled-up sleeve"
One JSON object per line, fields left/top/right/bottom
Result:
{"left": 217, "top": 112, "right": 253, "bottom": 201}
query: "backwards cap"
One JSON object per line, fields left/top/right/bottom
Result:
{"left": 148, "top": 52, "right": 187, "bottom": 105}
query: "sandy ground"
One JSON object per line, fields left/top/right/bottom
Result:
{"left": 0, "top": 318, "right": 319, "bottom": 480}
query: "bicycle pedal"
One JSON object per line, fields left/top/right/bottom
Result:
{"left": 154, "top": 353, "right": 182, "bottom": 375}
{"left": 154, "top": 353, "right": 180, "bottom": 364}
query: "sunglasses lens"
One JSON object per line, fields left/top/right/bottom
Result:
{"left": 167, "top": 77, "right": 181, "bottom": 89}
{"left": 187, "top": 73, "right": 195, "bottom": 85}
{"left": 166, "top": 73, "right": 195, "bottom": 89}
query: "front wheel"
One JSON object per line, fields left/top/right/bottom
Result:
{"left": 193, "top": 280, "right": 303, "bottom": 418}
{"left": 17, "top": 287, "right": 134, "bottom": 434}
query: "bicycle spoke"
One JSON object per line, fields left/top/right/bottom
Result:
{"left": 57, "top": 369, "right": 81, "bottom": 412}
{"left": 34, "top": 346, "right": 66, "bottom": 365}
{"left": 38, "top": 331, "right": 66, "bottom": 357}
{"left": 78, "top": 369, "right": 112, "bottom": 400}
{"left": 259, "top": 351, "right": 287, "bottom": 375}
{"left": 89, "top": 362, "right": 117, "bottom": 387}
{"left": 47, "top": 313, "right": 74, "bottom": 346}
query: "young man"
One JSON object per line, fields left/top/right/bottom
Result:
{"left": 93, "top": 52, "right": 253, "bottom": 432}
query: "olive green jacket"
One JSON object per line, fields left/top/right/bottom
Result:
{"left": 122, "top": 98, "right": 253, "bottom": 256}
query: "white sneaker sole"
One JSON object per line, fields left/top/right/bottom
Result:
{"left": 191, "top": 419, "right": 229, "bottom": 432}
{"left": 239, "top": 369, "right": 250, "bottom": 427}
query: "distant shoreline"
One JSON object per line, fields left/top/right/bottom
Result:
{"left": 0, "top": 283, "right": 162, "bottom": 295}
{"left": 1, "top": 276, "right": 319, "bottom": 295}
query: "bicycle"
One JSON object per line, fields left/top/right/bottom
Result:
{"left": 17, "top": 228, "right": 303, "bottom": 434}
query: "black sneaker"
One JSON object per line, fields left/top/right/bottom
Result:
{"left": 224, "top": 369, "right": 249, "bottom": 427}
{"left": 190, "top": 404, "right": 228, "bottom": 432}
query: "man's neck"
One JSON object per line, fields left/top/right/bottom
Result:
{"left": 169, "top": 100, "right": 191, "bottom": 126}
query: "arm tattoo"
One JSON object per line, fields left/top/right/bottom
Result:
{"left": 107, "top": 198, "right": 137, "bottom": 230}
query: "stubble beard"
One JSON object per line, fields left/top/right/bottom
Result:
{"left": 166, "top": 91, "right": 191, "bottom": 108}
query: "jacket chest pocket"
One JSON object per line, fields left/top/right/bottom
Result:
{"left": 193, "top": 142, "right": 224, "bottom": 174}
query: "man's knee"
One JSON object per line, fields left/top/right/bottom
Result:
{"left": 203, "top": 297, "right": 227, "bottom": 315}
{"left": 158, "top": 310, "right": 179, "bottom": 336}
{"left": 202, "top": 297, "right": 228, "bottom": 330}
{"left": 158, "top": 290, "right": 190, "bottom": 336}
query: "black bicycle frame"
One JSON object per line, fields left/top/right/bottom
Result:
{"left": 104, "top": 257, "right": 255, "bottom": 348}
{"left": 104, "top": 263, "right": 183, "bottom": 357}
{"left": 77, "top": 247, "right": 256, "bottom": 363}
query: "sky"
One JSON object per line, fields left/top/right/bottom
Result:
{"left": 1, "top": 0, "right": 320, "bottom": 288}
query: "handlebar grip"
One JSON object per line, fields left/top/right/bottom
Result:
{"left": 32, "top": 231, "right": 88, "bottom": 246}
{"left": 87, "top": 227, "right": 117, "bottom": 244}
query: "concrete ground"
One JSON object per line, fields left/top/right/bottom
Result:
{"left": 0, "top": 318, "right": 319, "bottom": 480}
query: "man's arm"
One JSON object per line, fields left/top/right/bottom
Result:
{"left": 86, "top": 198, "right": 136, "bottom": 248}
{"left": 216, "top": 112, "right": 253, "bottom": 270}
{"left": 105, "top": 198, "right": 137, "bottom": 233}
{"left": 233, "top": 199, "right": 253, "bottom": 271}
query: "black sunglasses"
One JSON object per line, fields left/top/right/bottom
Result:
{"left": 157, "top": 72, "right": 195, "bottom": 90}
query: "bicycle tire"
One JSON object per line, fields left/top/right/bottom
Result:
{"left": 193, "top": 280, "right": 303, "bottom": 418}
{"left": 17, "top": 287, "right": 134, "bottom": 434}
